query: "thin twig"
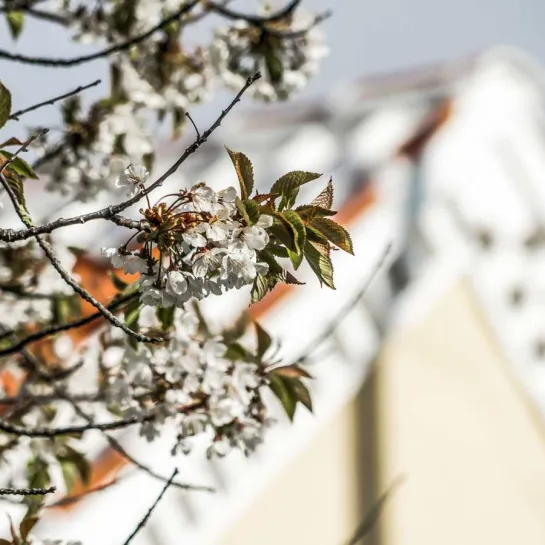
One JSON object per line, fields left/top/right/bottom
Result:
{"left": 122, "top": 469, "right": 179, "bottom": 545}
{"left": 0, "top": 1, "right": 200, "bottom": 67}
{"left": 343, "top": 477, "right": 404, "bottom": 545}
{"left": 0, "top": 391, "right": 101, "bottom": 406}
{"left": 46, "top": 471, "right": 134, "bottom": 508}
{"left": 0, "top": 167, "right": 161, "bottom": 344}
{"left": 0, "top": 73, "right": 262, "bottom": 244}
{"left": 9, "top": 80, "right": 101, "bottom": 120}
{"left": 0, "top": 129, "right": 48, "bottom": 174}
{"left": 207, "top": 0, "right": 301, "bottom": 24}
{"left": 17, "top": 348, "right": 214, "bottom": 493}
{"left": 0, "top": 486, "right": 56, "bottom": 496}
{"left": 0, "top": 5, "right": 69, "bottom": 25}
{"left": 185, "top": 112, "right": 201, "bottom": 139}
{"left": 0, "top": 292, "right": 138, "bottom": 358}
{"left": 0, "top": 412, "right": 157, "bottom": 437}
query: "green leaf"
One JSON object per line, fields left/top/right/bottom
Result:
{"left": 19, "top": 515, "right": 38, "bottom": 541}
{"left": 251, "top": 273, "right": 270, "bottom": 304}
{"left": 0, "top": 81, "right": 11, "bottom": 129}
{"left": 295, "top": 205, "right": 338, "bottom": 222}
{"left": 26, "top": 457, "right": 50, "bottom": 491}
{"left": 225, "top": 147, "right": 254, "bottom": 200}
{"left": 2, "top": 170, "right": 26, "bottom": 209}
{"left": 124, "top": 298, "right": 141, "bottom": 330}
{"left": 222, "top": 312, "right": 249, "bottom": 343}
{"left": 0, "top": 137, "right": 25, "bottom": 147}
{"left": 265, "top": 51, "right": 284, "bottom": 84}
{"left": 224, "top": 342, "right": 249, "bottom": 361}
{"left": 6, "top": 11, "right": 24, "bottom": 40}
{"left": 0, "top": 150, "right": 38, "bottom": 179}
{"left": 108, "top": 270, "right": 128, "bottom": 292}
{"left": 265, "top": 244, "right": 289, "bottom": 259}
{"left": 270, "top": 171, "right": 321, "bottom": 201}
{"left": 268, "top": 373, "right": 296, "bottom": 420}
{"left": 60, "top": 459, "right": 78, "bottom": 492}
{"left": 242, "top": 199, "right": 260, "bottom": 225}
{"left": 285, "top": 270, "right": 305, "bottom": 285}
{"left": 52, "top": 295, "right": 72, "bottom": 324}
{"left": 272, "top": 364, "right": 313, "bottom": 379}
{"left": 311, "top": 178, "right": 334, "bottom": 209}
{"left": 279, "top": 187, "right": 299, "bottom": 212}
{"left": 311, "top": 217, "right": 354, "bottom": 255}
{"left": 255, "top": 321, "right": 272, "bottom": 358}
{"left": 156, "top": 306, "right": 175, "bottom": 330}
{"left": 235, "top": 196, "right": 250, "bottom": 225}
{"left": 63, "top": 445, "right": 91, "bottom": 486}
{"left": 282, "top": 210, "right": 306, "bottom": 269}
{"left": 269, "top": 216, "right": 296, "bottom": 251}
{"left": 285, "top": 377, "right": 313, "bottom": 413}
{"left": 8, "top": 516, "right": 19, "bottom": 545}
{"left": 304, "top": 241, "right": 336, "bottom": 289}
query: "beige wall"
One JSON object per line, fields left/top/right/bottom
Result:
{"left": 219, "top": 372, "right": 380, "bottom": 545}
{"left": 378, "top": 279, "right": 545, "bottom": 545}
{"left": 219, "top": 279, "right": 545, "bottom": 545}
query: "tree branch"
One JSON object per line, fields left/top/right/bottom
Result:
{"left": 0, "top": 293, "right": 138, "bottom": 358}
{"left": 0, "top": 157, "right": 161, "bottom": 344}
{"left": 0, "top": 412, "right": 156, "bottom": 437}
{"left": 0, "top": 73, "right": 261, "bottom": 245}
{"left": 207, "top": 0, "right": 302, "bottom": 24}
{"left": 122, "top": 469, "right": 178, "bottom": 545}
{"left": 0, "top": 486, "right": 56, "bottom": 496}
{"left": 0, "top": 1, "right": 200, "bottom": 67}
{"left": 9, "top": 79, "right": 101, "bottom": 121}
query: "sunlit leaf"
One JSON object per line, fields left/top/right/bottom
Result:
{"left": 304, "top": 241, "right": 335, "bottom": 289}
{"left": 225, "top": 147, "right": 254, "bottom": 200}
{"left": 311, "top": 217, "right": 354, "bottom": 254}
{"left": 270, "top": 171, "right": 321, "bottom": 200}
{"left": 268, "top": 373, "right": 296, "bottom": 420}
{"left": 0, "top": 81, "right": 11, "bottom": 129}
{"left": 311, "top": 178, "right": 334, "bottom": 209}
{"left": 6, "top": 11, "right": 24, "bottom": 40}
{"left": 255, "top": 321, "right": 272, "bottom": 358}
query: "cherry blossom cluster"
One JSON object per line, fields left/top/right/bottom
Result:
{"left": 211, "top": 11, "right": 329, "bottom": 101}
{"left": 33, "top": 99, "right": 153, "bottom": 199}
{"left": 18, "top": 0, "right": 328, "bottom": 199}
{"left": 99, "top": 305, "right": 271, "bottom": 458}
{"left": 102, "top": 176, "right": 273, "bottom": 309}
{"left": 0, "top": 239, "right": 78, "bottom": 331}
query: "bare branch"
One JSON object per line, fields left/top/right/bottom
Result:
{"left": 0, "top": 412, "right": 156, "bottom": 437}
{"left": 0, "top": 165, "right": 162, "bottom": 344}
{"left": 0, "top": 486, "right": 56, "bottom": 496}
{"left": 0, "top": 392, "right": 102, "bottom": 406}
{"left": 122, "top": 469, "right": 178, "bottom": 545}
{"left": 0, "top": 293, "right": 137, "bottom": 358}
{"left": 0, "top": 129, "right": 48, "bottom": 175}
{"left": 0, "top": 73, "right": 262, "bottom": 243}
{"left": 207, "top": 0, "right": 302, "bottom": 24}
{"left": 0, "top": 1, "right": 200, "bottom": 67}
{"left": 9, "top": 79, "right": 101, "bottom": 121}
{"left": 46, "top": 472, "right": 134, "bottom": 508}
{"left": 0, "top": 5, "right": 69, "bottom": 25}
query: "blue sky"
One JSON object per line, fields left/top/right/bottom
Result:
{"left": 1, "top": 0, "right": 545, "bottom": 129}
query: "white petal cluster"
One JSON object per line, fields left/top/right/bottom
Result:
{"left": 210, "top": 12, "right": 329, "bottom": 102}
{"left": 102, "top": 183, "right": 273, "bottom": 308}
{"left": 101, "top": 306, "right": 271, "bottom": 457}
{"left": 40, "top": 103, "right": 153, "bottom": 200}
{"left": 0, "top": 240, "right": 77, "bottom": 331}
